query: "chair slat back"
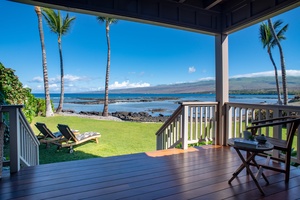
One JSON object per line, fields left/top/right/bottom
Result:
{"left": 57, "top": 124, "right": 78, "bottom": 142}
{"left": 35, "top": 122, "right": 56, "bottom": 138}
{"left": 286, "top": 118, "right": 300, "bottom": 150}
{"left": 248, "top": 116, "right": 300, "bottom": 149}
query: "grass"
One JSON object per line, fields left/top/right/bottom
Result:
{"left": 32, "top": 116, "right": 163, "bottom": 164}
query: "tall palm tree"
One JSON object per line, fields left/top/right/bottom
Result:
{"left": 42, "top": 8, "right": 76, "bottom": 112}
{"left": 268, "top": 19, "right": 289, "bottom": 105}
{"left": 259, "top": 20, "right": 288, "bottom": 105}
{"left": 97, "top": 17, "right": 118, "bottom": 117}
{"left": 34, "top": 6, "right": 54, "bottom": 117}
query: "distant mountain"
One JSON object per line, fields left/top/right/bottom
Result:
{"left": 104, "top": 76, "right": 300, "bottom": 94}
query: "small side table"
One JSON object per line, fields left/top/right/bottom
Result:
{"left": 228, "top": 138, "right": 274, "bottom": 195}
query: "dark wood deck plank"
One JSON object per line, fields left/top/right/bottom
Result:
{"left": 1, "top": 145, "right": 299, "bottom": 200}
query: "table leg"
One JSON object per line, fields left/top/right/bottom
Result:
{"left": 251, "top": 157, "right": 269, "bottom": 184}
{"left": 229, "top": 148, "right": 266, "bottom": 195}
{"left": 228, "top": 149, "right": 255, "bottom": 184}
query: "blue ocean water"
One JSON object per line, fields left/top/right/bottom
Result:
{"left": 33, "top": 93, "right": 287, "bottom": 116}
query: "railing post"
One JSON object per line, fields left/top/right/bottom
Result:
{"left": 9, "top": 107, "right": 21, "bottom": 173}
{"left": 182, "top": 105, "right": 188, "bottom": 149}
{"left": 225, "top": 103, "right": 232, "bottom": 140}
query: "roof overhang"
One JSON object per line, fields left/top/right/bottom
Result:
{"left": 11, "top": 0, "right": 300, "bottom": 35}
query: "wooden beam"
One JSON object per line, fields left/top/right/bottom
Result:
{"left": 205, "top": 0, "right": 223, "bottom": 10}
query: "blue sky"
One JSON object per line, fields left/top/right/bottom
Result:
{"left": 1, "top": 1, "right": 300, "bottom": 93}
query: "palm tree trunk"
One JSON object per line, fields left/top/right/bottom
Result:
{"left": 268, "top": 50, "right": 282, "bottom": 104}
{"left": 56, "top": 39, "right": 64, "bottom": 113}
{"left": 268, "top": 18, "right": 288, "bottom": 105}
{"left": 102, "top": 21, "right": 110, "bottom": 117}
{"left": 35, "top": 6, "right": 54, "bottom": 117}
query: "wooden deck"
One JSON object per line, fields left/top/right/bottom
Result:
{"left": 1, "top": 145, "right": 300, "bottom": 200}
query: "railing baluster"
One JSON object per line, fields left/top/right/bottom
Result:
{"left": 195, "top": 107, "right": 199, "bottom": 141}
{"left": 200, "top": 107, "right": 203, "bottom": 140}
{"left": 239, "top": 107, "right": 243, "bottom": 137}
{"left": 156, "top": 102, "right": 218, "bottom": 150}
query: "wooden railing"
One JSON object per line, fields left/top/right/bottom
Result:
{"left": 0, "top": 105, "right": 39, "bottom": 173}
{"left": 156, "top": 102, "right": 218, "bottom": 150}
{"left": 225, "top": 102, "right": 300, "bottom": 164}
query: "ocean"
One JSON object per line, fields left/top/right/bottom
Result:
{"left": 33, "top": 93, "right": 288, "bottom": 116}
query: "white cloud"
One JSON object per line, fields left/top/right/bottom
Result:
{"left": 198, "top": 77, "right": 215, "bottom": 81}
{"left": 48, "top": 74, "right": 87, "bottom": 84}
{"left": 188, "top": 66, "right": 196, "bottom": 73}
{"left": 30, "top": 76, "right": 43, "bottom": 83}
{"left": 231, "top": 70, "right": 300, "bottom": 79}
{"left": 286, "top": 70, "right": 300, "bottom": 76}
{"left": 109, "top": 81, "right": 150, "bottom": 89}
{"left": 64, "top": 74, "right": 82, "bottom": 82}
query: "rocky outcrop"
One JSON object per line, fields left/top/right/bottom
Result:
{"left": 111, "top": 111, "right": 169, "bottom": 122}
{"left": 62, "top": 110, "right": 170, "bottom": 122}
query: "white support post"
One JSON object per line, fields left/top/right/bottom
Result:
{"left": 9, "top": 107, "right": 21, "bottom": 173}
{"left": 182, "top": 105, "right": 188, "bottom": 149}
{"left": 215, "top": 34, "right": 229, "bottom": 145}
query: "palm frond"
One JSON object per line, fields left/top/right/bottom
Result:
{"left": 259, "top": 22, "right": 272, "bottom": 49}
{"left": 265, "top": 19, "right": 288, "bottom": 48}
{"left": 61, "top": 14, "right": 76, "bottom": 35}
{"left": 277, "top": 24, "right": 288, "bottom": 40}
{"left": 42, "top": 8, "right": 59, "bottom": 34}
{"left": 97, "top": 16, "right": 118, "bottom": 24}
{"left": 42, "top": 8, "right": 76, "bottom": 37}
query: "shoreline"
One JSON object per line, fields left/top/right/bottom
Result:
{"left": 59, "top": 110, "right": 170, "bottom": 123}
{"left": 69, "top": 97, "right": 180, "bottom": 105}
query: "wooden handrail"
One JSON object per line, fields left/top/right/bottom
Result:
{"left": 156, "top": 102, "right": 218, "bottom": 150}
{"left": 0, "top": 105, "right": 39, "bottom": 173}
{"left": 155, "top": 104, "right": 183, "bottom": 135}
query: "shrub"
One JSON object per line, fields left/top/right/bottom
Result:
{"left": 0, "top": 62, "right": 44, "bottom": 123}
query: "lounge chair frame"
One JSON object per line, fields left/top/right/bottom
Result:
{"left": 56, "top": 124, "right": 100, "bottom": 153}
{"left": 35, "top": 122, "right": 62, "bottom": 148}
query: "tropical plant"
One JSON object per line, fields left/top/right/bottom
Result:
{"left": 268, "top": 19, "right": 289, "bottom": 105}
{"left": 35, "top": 6, "right": 54, "bottom": 117}
{"left": 42, "top": 8, "right": 76, "bottom": 112}
{"left": 97, "top": 16, "right": 118, "bottom": 117}
{"left": 0, "top": 63, "right": 42, "bottom": 123}
{"left": 259, "top": 20, "right": 288, "bottom": 105}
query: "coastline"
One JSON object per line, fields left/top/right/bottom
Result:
{"left": 59, "top": 110, "right": 170, "bottom": 123}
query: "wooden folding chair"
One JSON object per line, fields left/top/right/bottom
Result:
{"left": 246, "top": 116, "right": 300, "bottom": 182}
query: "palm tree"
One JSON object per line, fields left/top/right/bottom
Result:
{"left": 34, "top": 6, "right": 54, "bottom": 117}
{"left": 259, "top": 20, "right": 287, "bottom": 105}
{"left": 268, "top": 19, "right": 289, "bottom": 105}
{"left": 42, "top": 8, "right": 76, "bottom": 112}
{"left": 97, "top": 17, "right": 118, "bottom": 117}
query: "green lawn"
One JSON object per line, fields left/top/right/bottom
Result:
{"left": 32, "top": 116, "right": 163, "bottom": 164}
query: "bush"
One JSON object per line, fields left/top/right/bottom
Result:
{"left": 0, "top": 62, "right": 46, "bottom": 123}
